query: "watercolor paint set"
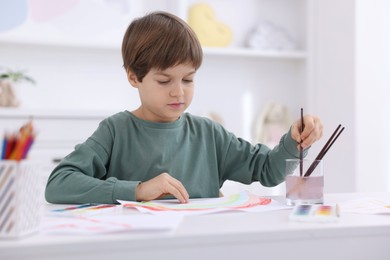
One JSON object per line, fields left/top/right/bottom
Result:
{"left": 289, "top": 204, "right": 340, "bottom": 223}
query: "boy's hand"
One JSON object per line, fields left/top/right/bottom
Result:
{"left": 291, "top": 115, "right": 323, "bottom": 150}
{"left": 135, "top": 172, "right": 189, "bottom": 203}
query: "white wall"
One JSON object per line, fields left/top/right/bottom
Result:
{"left": 311, "top": 0, "right": 390, "bottom": 193}
{"left": 2, "top": 0, "right": 390, "bottom": 194}
{"left": 355, "top": 0, "right": 390, "bottom": 192}
{"left": 309, "top": 0, "right": 357, "bottom": 192}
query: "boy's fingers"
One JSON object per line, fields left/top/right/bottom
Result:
{"left": 301, "top": 116, "right": 315, "bottom": 139}
{"left": 167, "top": 178, "right": 189, "bottom": 203}
{"left": 292, "top": 115, "right": 323, "bottom": 149}
{"left": 301, "top": 117, "right": 323, "bottom": 148}
{"left": 136, "top": 173, "right": 188, "bottom": 202}
{"left": 157, "top": 173, "right": 189, "bottom": 203}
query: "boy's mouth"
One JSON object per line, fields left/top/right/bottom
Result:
{"left": 168, "top": 102, "right": 185, "bottom": 109}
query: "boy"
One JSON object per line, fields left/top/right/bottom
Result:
{"left": 45, "top": 11, "right": 323, "bottom": 204}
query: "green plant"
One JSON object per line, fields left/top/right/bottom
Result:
{"left": 0, "top": 68, "right": 36, "bottom": 85}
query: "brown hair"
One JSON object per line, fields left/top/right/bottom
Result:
{"left": 122, "top": 11, "right": 203, "bottom": 82}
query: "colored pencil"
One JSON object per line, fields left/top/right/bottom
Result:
{"left": 4, "top": 134, "right": 16, "bottom": 160}
{"left": 1, "top": 121, "right": 36, "bottom": 161}
{"left": 1, "top": 134, "right": 7, "bottom": 160}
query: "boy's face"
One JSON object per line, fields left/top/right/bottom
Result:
{"left": 128, "top": 63, "right": 196, "bottom": 123}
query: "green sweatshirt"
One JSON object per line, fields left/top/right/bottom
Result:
{"left": 45, "top": 111, "right": 303, "bottom": 204}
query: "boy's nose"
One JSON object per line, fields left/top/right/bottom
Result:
{"left": 170, "top": 82, "right": 184, "bottom": 97}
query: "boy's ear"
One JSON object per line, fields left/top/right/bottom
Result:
{"left": 127, "top": 70, "right": 139, "bottom": 88}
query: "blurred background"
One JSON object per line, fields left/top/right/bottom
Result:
{"left": 0, "top": 0, "right": 389, "bottom": 195}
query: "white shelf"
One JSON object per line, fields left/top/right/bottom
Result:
{"left": 0, "top": 108, "right": 116, "bottom": 120}
{"left": 203, "top": 47, "right": 306, "bottom": 59}
{"left": 0, "top": 39, "right": 306, "bottom": 60}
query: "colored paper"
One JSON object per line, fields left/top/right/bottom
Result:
{"left": 119, "top": 191, "right": 290, "bottom": 216}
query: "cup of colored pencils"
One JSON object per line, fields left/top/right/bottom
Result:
{"left": 1, "top": 121, "right": 36, "bottom": 161}
{"left": 0, "top": 121, "right": 42, "bottom": 238}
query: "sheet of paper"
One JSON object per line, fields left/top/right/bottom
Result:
{"left": 119, "top": 191, "right": 290, "bottom": 216}
{"left": 338, "top": 197, "right": 390, "bottom": 214}
{"left": 40, "top": 214, "right": 183, "bottom": 235}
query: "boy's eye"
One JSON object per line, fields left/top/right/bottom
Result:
{"left": 158, "top": 80, "right": 170, "bottom": 85}
{"left": 183, "top": 79, "right": 193, "bottom": 83}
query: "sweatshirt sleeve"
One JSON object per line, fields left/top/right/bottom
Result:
{"left": 218, "top": 127, "right": 308, "bottom": 187}
{"left": 45, "top": 122, "right": 139, "bottom": 204}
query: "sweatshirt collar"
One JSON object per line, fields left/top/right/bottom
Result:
{"left": 125, "top": 111, "right": 186, "bottom": 129}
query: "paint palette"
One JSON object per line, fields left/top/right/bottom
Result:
{"left": 289, "top": 204, "right": 340, "bottom": 223}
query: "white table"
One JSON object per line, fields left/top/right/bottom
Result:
{"left": 1, "top": 193, "right": 390, "bottom": 260}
